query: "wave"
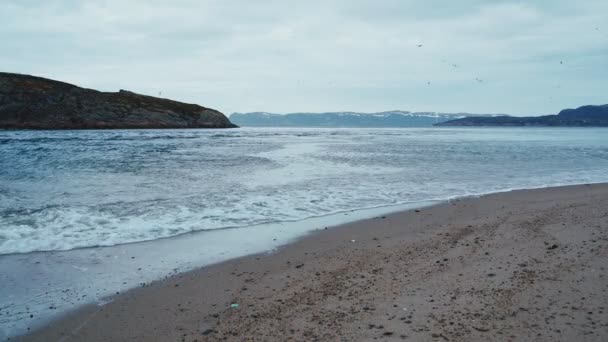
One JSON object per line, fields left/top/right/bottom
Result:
{"left": 1, "top": 127, "right": 607, "bottom": 255}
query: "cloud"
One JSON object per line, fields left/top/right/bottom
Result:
{"left": 1, "top": 0, "right": 606, "bottom": 115}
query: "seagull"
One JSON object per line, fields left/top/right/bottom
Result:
{"left": 416, "top": 44, "right": 423, "bottom": 48}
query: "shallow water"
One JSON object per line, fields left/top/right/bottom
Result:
{"left": 1, "top": 127, "right": 608, "bottom": 254}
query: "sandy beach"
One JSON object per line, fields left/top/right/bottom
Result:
{"left": 18, "top": 183, "right": 608, "bottom": 341}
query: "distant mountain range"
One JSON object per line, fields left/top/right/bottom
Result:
{"left": 230, "top": 111, "right": 501, "bottom": 127}
{"left": 232, "top": 105, "right": 608, "bottom": 128}
{"left": 436, "top": 105, "right": 608, "bottom": 127}
{"left": 3, "top": 72, "right": 604, "bottom": 129}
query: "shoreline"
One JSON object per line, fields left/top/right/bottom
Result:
{"left": 6, "top": 179, "right": 608, "bottom": 257}
{"left": 17, "top": 183, "right": 608, "bottom": 341}
{"left": 1, "top": 199, "right": 439, "bottom": 340}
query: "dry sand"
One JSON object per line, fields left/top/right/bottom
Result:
{"left": 19, "top": 184, "right": 608, "bottom": 341}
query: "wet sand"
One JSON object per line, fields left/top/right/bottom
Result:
{"left": 18, "top": 184, "right": 608, "bottom": 341}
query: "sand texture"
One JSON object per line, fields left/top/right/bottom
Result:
{"left": 19, "top": 184, "right": 608, "bottom": 341}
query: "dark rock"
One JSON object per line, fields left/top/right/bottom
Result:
{"left": 472, "top": 326, "right": 490, "bottom": 332}
{"left": 0, "top": 72, "right": 237, "bottom": 129}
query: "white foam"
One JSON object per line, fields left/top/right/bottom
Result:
{"left": 1, "top": 127, "right": 608, "bottom": 255}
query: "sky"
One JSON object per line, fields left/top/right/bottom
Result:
{"left": 1, "top": 0, "right": 606, "bottom": 116}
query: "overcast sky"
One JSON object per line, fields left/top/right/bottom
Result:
{"left": 1, "top": 0, "right": 606, "bottom": 116}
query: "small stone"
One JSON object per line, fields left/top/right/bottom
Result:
{"left": 201, "top": 329, "right": 215, "bottom": 335}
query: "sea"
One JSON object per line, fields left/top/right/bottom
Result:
{"left": 1, "top": 127, "right": 608, "bottom": 338}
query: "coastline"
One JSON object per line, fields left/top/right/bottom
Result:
{"left": 17, "top": 183, "right": 608, "bottom": 341}
{"left": 1, "top": 200, "right": 441, "bottom": 340}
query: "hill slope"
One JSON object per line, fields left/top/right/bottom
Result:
{"left": 0, "top": 73, "right": 236, "bottom": 129}
{"left": 435, "top": 105, "right": 608, "bottom": 127}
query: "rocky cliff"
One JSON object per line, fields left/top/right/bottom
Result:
{"left": 0, "top": 72, "right": 237, "bottom": 129}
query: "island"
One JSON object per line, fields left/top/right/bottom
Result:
{"left": 0, "top": 72, "right": 237, "bottom": 129}
{"left": 435, "top": 104, "right": 608, "bottom": 127}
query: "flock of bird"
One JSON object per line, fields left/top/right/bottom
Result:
{"left": 412, "top": 25, "right": 595, "bottom": 87}
{"left": 414, "top": 43, "right": 486, "bottom": 85}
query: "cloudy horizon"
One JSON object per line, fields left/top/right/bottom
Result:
{"left": 1, "top": 0, "right": 606, "bottom": 116}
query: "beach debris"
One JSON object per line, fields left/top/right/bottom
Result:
{"left": 415, "top": 209, "right": 421, "bottom": 213}
{"left": 295, "top": 263, "right": 304, "bottom": 269}
{"left": 432, "top": 333, "right": 450, "bottom": 340}
{"left": 202, "top": 329, "right": 215, "bottom": 335}
{"left": 472, "top": 326, "right": 490, "bottom": 332}
{"left": 547, "top": 244, "right": 558, "bottom": 250}
{"left": 351, "top": 239, "right": 356, "bottom": 243}
{"left": 230, "top": 303, "right": 239, "bottom": 308}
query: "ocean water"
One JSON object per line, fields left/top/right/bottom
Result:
{"left": 1, "top": 127, "right": 608, "bottom": 255}
{"left": 1, "top": 127, "right": 608, "bottom": 338}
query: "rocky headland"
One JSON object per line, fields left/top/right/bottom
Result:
{"left": 0, "top": 72, "right": 236, "bottom": 129}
